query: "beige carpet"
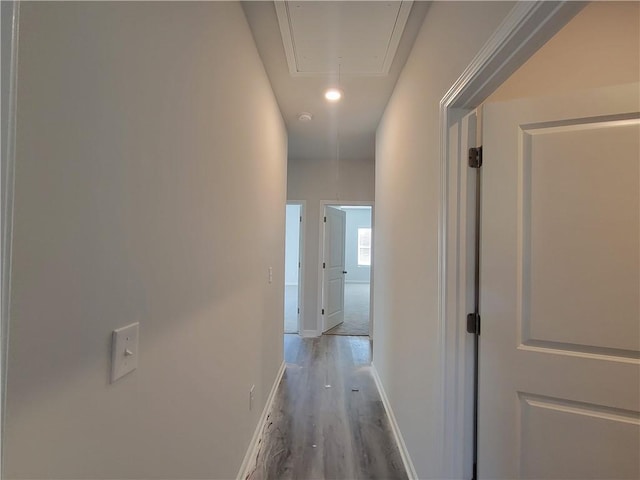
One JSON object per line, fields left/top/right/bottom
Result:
{"left": 325, "top": 283, "right": 370, "bottom": 336}
{"left": 285, "top": 283, "right": 371, "bottom": 335}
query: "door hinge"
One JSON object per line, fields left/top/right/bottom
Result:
{"left": 300, "top": 216, "right": 302, "bottom": 222}
{"left": 469, "top": 146, "right": 483, "bottom": 168}
{"left": 322, "top": 308, "right": 325, "bottom": 315}
{"left": 467, "top": 313, "right": 481, "bottom": 335}
{"left": 298, "top": 261, "right": 301, "bottom": 268}
{"left": 323, "top": 262, "right": 325, "bottom": 269}
{"left": 324, "top": 216, "right": 326, "bottom": 223}
{"left": 297, "top": 308, "right": 300, "bottom": 314}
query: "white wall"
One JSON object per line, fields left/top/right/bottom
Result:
{"left": 288, "top": 157, "right": 374, "bottom": 333}
{"left": 374, "top": 2, "right": 515, "bottom": 478}
{"left": 285, "top": 204, "right": 301, "bottom": 285}
{"left": 487, "top": 1, "right": 639, "bottom": 103}
{"left": 5, "top": 3, "right": 287, "bottom": 479}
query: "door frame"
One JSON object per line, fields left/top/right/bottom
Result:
{"left": 437, "top": 2, "right": 587, "bottom": 477}
{"left": 286, "top": 201, "right": 305, "bottom": 335}
{"left": 1, "top": 2, "right": 20, "bottom": 477}
{"left": 317, "top": 200, "right": 374, "bottom": 337}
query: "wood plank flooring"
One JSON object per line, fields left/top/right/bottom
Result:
{"left": 246, "top": 335, "right": 408, "bottom": 480}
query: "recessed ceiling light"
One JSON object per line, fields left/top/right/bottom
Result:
{"left": 324, "top": 88, "right": 343, "bottom": 102}
{"left": 298, "top": 112, "right": 313, "bottom": 122}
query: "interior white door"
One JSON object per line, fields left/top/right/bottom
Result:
{"left": 479, "top": 83, "right": 640, "bottom": 479}
{"left": 323, "top": 206, "right": 346, "bottom": 332}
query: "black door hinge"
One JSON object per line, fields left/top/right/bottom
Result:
{"left": 324, "top": 216, "right": 327, "bottom": 223}
{"left": 323, "top": 262, "right": 326, "bottom": 269}
{"left": 469, "top": 146, "right": 483, "bottom": 168}
{"left": 467, "top": 313, "right": 481, "bottom": 335}
{"left": 297, "top": 308, "right": 300, "bottom": 314}
{"left": 322, "top": 308, "right": 325, "bottom": 315}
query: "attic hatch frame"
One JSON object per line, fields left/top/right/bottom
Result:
{"left": 437, "top": 2, "right": 587, "bottom": 479}
{"left": 274, "top": 0, "right": 414, "bottom": 77}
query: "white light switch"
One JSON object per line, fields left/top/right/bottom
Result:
{"left": 111, "top": 322, "right": 139, "bottom": 383}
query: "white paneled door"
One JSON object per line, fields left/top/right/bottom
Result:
{"left": 479, "top": 83, "right": 640, "bottom": 479}
{"left": 323, "top": 206, "right": 346, "bottom": 332}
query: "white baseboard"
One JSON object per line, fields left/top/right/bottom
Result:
{"left": 345, "top": 280, "right": 371, "bottom": 285}
{"left": 236, "top": 361, "right": 286, "bottom": 480}
{"left": 371, "top": 363, "right": 418, "bottom": 480}
{"left": 301, "top": 329, "right": 320, "bottom": 338}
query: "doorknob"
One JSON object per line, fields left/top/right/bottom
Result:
{"left": 342, "top": 271, "right": 348, "bottom": 274}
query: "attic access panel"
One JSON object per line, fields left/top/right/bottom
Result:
{"left": 275, "top": 1, "right": 413, "bottom": 76}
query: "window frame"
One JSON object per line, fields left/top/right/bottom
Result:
{"left": 357, "top": 227, "right": 372, "bottom": 266}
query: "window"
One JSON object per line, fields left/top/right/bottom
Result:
{"left": 357, "top": 228, "right": 372, "bottom": 266}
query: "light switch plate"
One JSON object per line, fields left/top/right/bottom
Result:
{"left": 111, "top": 322, "right": 139, "bottom": 383}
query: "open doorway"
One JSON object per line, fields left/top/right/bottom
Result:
{"left": 322, "top": 205, "right": 372, "bottom": 336}
{"left": 284, "top": 203, "right": 303, "bottom": 334}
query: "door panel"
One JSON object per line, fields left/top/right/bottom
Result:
{"left": 524, "top": 121, "right": 639, "bottom": 353}
{"left": 480, "top": 83, "right": 640, "bottom": 479}
{"left": 519, "top": 393, "right": 639, "bottom": 479}
{"left": 323, "top": 206, "right": 346, "bottom": 331}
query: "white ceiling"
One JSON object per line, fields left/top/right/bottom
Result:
{"left": 242, "top": 1, "right": 430, "bottom": 162}
{"left": 275, "top": 1, "right": 413, "bottom": 76}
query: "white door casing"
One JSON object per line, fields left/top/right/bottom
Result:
{"left": 296, "top": 204, "right": 304, "bottom": 333}
{"left": 322, "top": 206, "right": 346, "bottom": 332}
{"left": 285, "top": 202, "right": 305, "bottom": 334}
{"left": 446, "top": 109, "right": 479, "bottom": 480}
{"left": 439, "top": 4, "right": 587, "bottom": 476}
{"left": 479, "top": 83, "right": 640, "bottom": 479}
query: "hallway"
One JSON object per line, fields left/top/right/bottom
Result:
{"left": 6, "top": 2, "right": 637, "bottom": 479}
{"left": 247, "top": 335, "right": 406, "bottom": 480}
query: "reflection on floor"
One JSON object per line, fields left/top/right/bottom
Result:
{"left": 247, "top": 335, "right": 407, "bottom": 480}
{"left": 285, "top": 283, "right": 370, "bottom": 335}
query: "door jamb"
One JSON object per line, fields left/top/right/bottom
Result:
{"left": 437, "top": 2, "right": 586, "bottom": 477}
{"left": 1, "top": 2, "right": 20, "bottom": 476}
{"left": 286, "top": 201, "right": 305, "bottom": 335}
{"left": 317, "top": 200, "right": 374, "bottom": 336}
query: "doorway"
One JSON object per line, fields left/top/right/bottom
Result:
{"left": 321, "top": 204, "right": 372, "bottom": 336}
{"left": 441, "top": 3, "right": 639, "bottom": 477}
{"left": 284, "top": 203, "right": 303, "bottom": 334}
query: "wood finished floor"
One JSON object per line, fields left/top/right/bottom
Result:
{"left": 247, "top": 335, "right": 408, "bottom": 480}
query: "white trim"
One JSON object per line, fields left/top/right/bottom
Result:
{"left": 237, "top": 361, "right": 286, "bottom": 480}
{"left": 437, "top": 2, "right": 586, "bottom": 477}
{"left": 300, "top": 329, "right": 320, "bottom": 338}
{"left": 1, "top": 2, "right": 20, "bottom": 475}
{"left": 371, "top": 363, "right": 417, "bottom": 480}
{"left": 275, "top": 0, "right": 413, "bottom": 77}
{"left": 317, "top": 200, "right": 374, "bottom": 335}
{"left": 286, "top": 200, "right": 306, "bottom": 334}
{"left": 380, "top": 1, "right": 414, "bottom": 75}
{"left": 273, "top": 1, "right": 298, "bottom": 77}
